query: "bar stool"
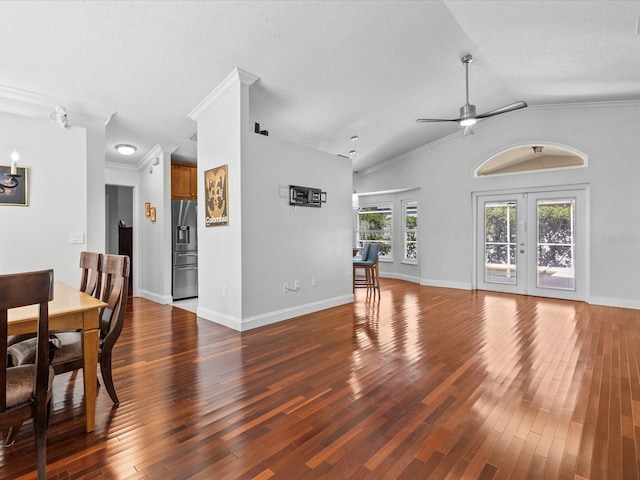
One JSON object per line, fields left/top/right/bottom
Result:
{"left": 353, "top": 243, "right": 380, "bottom": 300}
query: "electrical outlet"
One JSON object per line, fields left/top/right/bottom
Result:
{"left": 283, "top": 282, "right": 288, "bottom": 293}
{"left": 311, "top": 277, "right": 317, "bottom": 287}
{"left": 294, "top": 279, "right": 300, "bottom": 290}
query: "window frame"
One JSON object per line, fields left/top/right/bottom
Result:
{"left": 402, "top": 199, "right": 418, "bottom": 264}
{"left": 356, "top": 202, "right": 393, "bottom": 261}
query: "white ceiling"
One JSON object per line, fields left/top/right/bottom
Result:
{"left": 1, "top": 1, "right": 639, "bottom": 172}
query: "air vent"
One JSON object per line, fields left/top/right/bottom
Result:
{"left": 190, "top": 132, "right": 198, "bottom": 142}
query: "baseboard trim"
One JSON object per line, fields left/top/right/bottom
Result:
{"left": 198, "top": 294, "right": 355, "bottom": 332}
{"left": 139, "top": 289, "right": 172, "bottom": 305}
{"left": 419, "top": 279, "right": 472, "bottom": 290}
{"left": 588, "top": 296, "right": 640, "bottom": 310}
{"left": 379, "top": 272, "right": 420, "bottom": 284}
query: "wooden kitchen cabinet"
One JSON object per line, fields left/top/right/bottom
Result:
{"left": 171, "top": 161, "right": 197, "bottom": 200}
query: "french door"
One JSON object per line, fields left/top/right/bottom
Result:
{"left": 476, "top": 188, "right": 587, "bottom": 301}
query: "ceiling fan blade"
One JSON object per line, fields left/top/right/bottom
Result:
{"left": 416, "top": 118, "right": 460, "bottom": 123}
{"left": 476, "top": 101, "right": 527, "bottom": 119}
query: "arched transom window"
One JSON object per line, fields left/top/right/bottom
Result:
{"left": 475, "top": 143, "right": 586, "bottom": 177}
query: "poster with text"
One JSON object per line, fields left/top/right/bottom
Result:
{"left": 205, "top": 164, "right": 228, "bottom": 227}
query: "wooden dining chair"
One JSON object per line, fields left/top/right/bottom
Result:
{"left": 51, "top": 254, "right": 130, "bottom": 405}
{"left": 0, "top": 269, "right": 55, "bottom": 480}
{"left": 80, "top": 251, "right": 103, "bottom": 298}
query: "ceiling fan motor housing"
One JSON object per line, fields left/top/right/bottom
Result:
{"left": 458, "top": 103, "right": 476, "bottom": 127}
{"left": 459, "top": 103, "right": 476, "bottom": 120}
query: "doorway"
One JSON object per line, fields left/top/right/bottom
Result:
{"left": 105, "top": 185, "right": 134, "bottom": 294}
{"left": 475, "top": 187, "right": 588, "bottom": 301}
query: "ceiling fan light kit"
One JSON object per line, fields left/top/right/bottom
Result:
{"left": 417, "top": 54, "right": 527, "bottom": 136}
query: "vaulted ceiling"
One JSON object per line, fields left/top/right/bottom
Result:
{"left": 1, "top": 1, "right": 638, "bottom": 172}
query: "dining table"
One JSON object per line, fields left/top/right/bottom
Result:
{"left": 8, "top": 280, "right": 107, "bottom": 433}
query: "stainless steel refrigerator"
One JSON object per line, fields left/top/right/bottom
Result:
{"left": 172, "top": 199, "right": 198, "bottom": 300}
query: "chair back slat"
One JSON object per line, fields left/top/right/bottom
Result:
{"left": 80, "top": 251, "right": 103, "bottom": 298}
{"left": 98, "top": 255, "right": 130, "bottom": 343}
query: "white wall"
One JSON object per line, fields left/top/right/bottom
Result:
{"left": 194, "top": 72, "right": 244, "bottom": 322}
{"left": 359, "top": 102, "right": 640, "bottom": 308}
{"left": 0, "top": 109, "right": 104, "bottom": 286}
{"left": 242, "top": 133, "right": 353, "bottom": 323}
{"left": 193, "top": 69, "right": 353, "bottom": 331}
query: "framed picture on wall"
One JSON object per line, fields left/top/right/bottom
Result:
{"left": 204, "top": 164, "right": 229, "bottom": 227}
{"left": 150, "top": 206, "right": 156, "bottom": 222}
{"left": 145, "top": 202, "right": 151, "bottom": 216}
{"left": 0, "top": 165, "right": 28, "bottom": 206}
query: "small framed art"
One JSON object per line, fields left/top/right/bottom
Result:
{"left": 0, "top": 165, "right": 28, "bottom": 206}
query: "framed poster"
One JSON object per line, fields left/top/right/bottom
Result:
{"left": 205, "top": 164, "right": 229, "bottom": 227}
{"left": 0, "top": 165, "right": 28, "bottom": 206}
{"left": 145, "top": 202, "right": 151, "bottom": 216}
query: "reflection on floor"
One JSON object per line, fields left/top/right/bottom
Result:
{"left": 171, "top": 297, "right": 197, "bottom": 313}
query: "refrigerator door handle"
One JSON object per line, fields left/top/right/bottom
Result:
{"left": 177, "top": 266, "right": 198, "bottom": 271}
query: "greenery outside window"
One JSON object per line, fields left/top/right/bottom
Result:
{"left": 357, "top": 204, "right": 392, "bottom": 259}
{"left": 403, "top": 200, "right": 418, "bottom": 263}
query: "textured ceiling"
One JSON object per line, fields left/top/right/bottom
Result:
{"left": 0, "top": 1, "right": 638, "bottom": 171}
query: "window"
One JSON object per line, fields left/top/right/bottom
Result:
{"left": 403, "top": 200, "right": 418, "bottom": 263}
{"left": 357, "top": 203, "right": 392, "bottom": 259}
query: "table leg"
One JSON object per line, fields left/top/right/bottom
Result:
{"left": 82, "top": 318, "right": 99, "bottom": 433}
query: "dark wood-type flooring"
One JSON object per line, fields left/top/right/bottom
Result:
{"left": 2, "top": 279, "right": 640, "bottom": 479}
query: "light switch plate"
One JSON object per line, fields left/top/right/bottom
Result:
{"left": 70, "top": 232, "right": 85, "bottom": 244}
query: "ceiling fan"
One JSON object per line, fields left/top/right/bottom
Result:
{"left": 417, "top": 54, "right": 527, "bottom": 137}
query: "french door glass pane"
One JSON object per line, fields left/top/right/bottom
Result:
{"left": 484, "top": 201, "right": 517, "bottom": 284}
{"left": 537, "top": 199, "right": 575, "bottom": 290}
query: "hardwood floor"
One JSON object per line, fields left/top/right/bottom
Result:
{"left": 2, "top": 279, "right": 640, "bottom": 479}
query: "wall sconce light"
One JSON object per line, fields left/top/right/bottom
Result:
{"left": 0, "top": 150, "right": 21, "bottom": 193}
{"left": 49, "top": 105, "right": 68, "bottom": 128}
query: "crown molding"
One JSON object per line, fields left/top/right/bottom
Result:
{"left": 0, "top": 83, "right": 115, "bottom": 124}
{"left": 188, "top": 68, "right": 260, "bottom": 121}
{"left": 105, "top": 160, "right": 138, "bottom": 171}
